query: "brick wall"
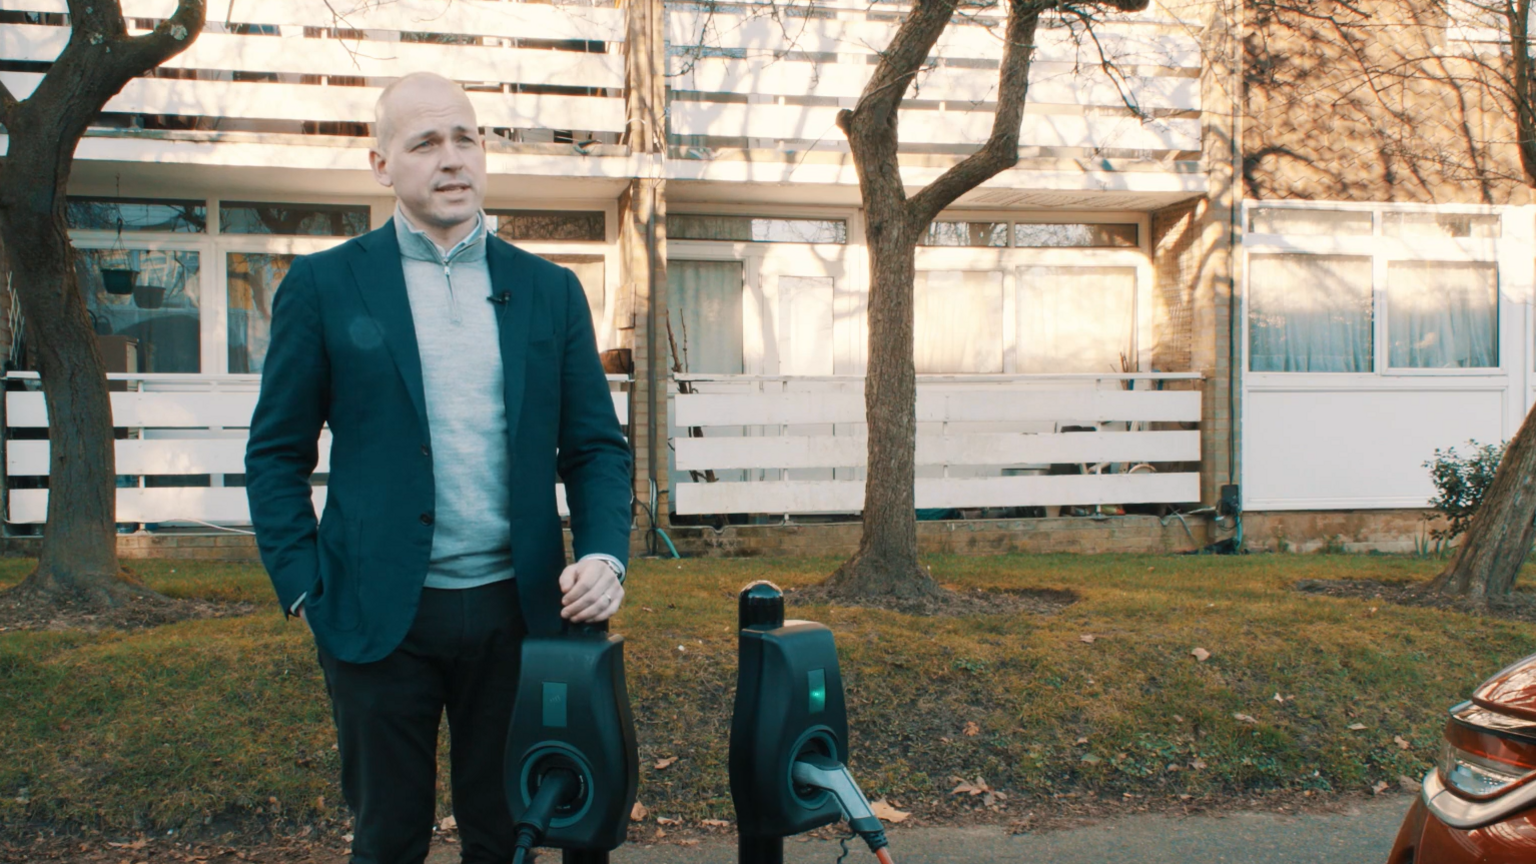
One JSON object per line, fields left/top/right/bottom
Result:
{"left": 1245, "top": 0, "right": 1533, "bottom": 203}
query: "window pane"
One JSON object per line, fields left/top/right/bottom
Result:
{"left": 922, "top": 221, "right": 1008, "bottom": 247}
{"left": 913, "top": 271, "right": 1004, "bottom": 374}
{"left": 1016, "top": 266, "right": 1136, "bottom": 374}
{"left": 67, "top": 197, "right": 206, "bottom": 232}
{"left": 220, "top": 202, "right": 369, "bottom": 236}
{"left": 227, "top": 252, "right": 296, "bottom": 374}
{"left": 1013, "top": 223, "right": 1138, "bottom": 248}
{"left": 77, "top": 249, "right": 202, "bottom": 373}
{"left": 1387, "top": 261, "right": 1498, "bottom": 368}
{"left": 489, "top": 210, "right": 605, "bottom": 242}
{"left": 668, "top": 214, "right": 846, "bottom": 244}
{"left": 1248, "top": 254, "right": 1372, "bottom": 372}
{"left": 1248, "top": 208, "right": 1372, "bottom": 236}
{"left": 667, "top": 260, "right": 744, "bottom": 374}
{"left": 1382, "top": 212, "right": 1500, "bottom": 239}
{"left": 540, "top": 253, "right": 605, "bottom": 330}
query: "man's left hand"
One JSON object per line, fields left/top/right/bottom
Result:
{"left": 559, "top": 558, "right": 624, "bottom": 623}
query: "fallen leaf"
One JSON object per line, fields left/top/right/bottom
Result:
{"left": 679, "top": 839, "right": 700, "bottom": 847}
{"left": 657, "top": 816, "right": 681, "bottom": 826}
{"left": 950, "top": 775, "right": 991, "bottom": 796}
{"left": 1371, "top": 781, "right": 1389, "bottom": 796}
{"left": 642, "top": 607, "right": 655, "bottom": 612}
{"left": 654, "top": 756, "right": 679, "bottom": 771}
{"left": 870, "top": 800, "right": 910, "bottom": 823}
{"left": 1074, "top": 736, "right": 1089, "bottom": 746}
{"left": 1233, "top": 713, "right": 1258, "bottom": 725}
{"left": 1348, "top": 723, "right": 1368, "bottom": 731}
{"left": 653, "top": 828, "right": 666, "bottom": 840}
{"left": 630, "top": 801, "right": 649, "bottom": 822}
{"left": 963, "top": 721, "right": 980, "bottom": 737}
{"left": 701, "top": 819, "right": 730, "bottom": 828}
{"left": 1080, "top": 753, "right": 1102, "bottom": 764}
{"left": 1190, "top": 759, "right": 1208, "bottom": 770}
{"left": 1394, "top": 736, "right": 1410, "bottom": 750}
{"left": 1399, "top": 775, "right": 1422, "bottom": 793}
{"left": 1191, "top": 647, "right": 1211, "bottom": 662}
{"left": 1079, "top": 634, "right": 1096, "bottom": 644}
{"left": 1273, "top": 693, "right": 1285, "bottom": 704}
{"left": 439, "top": 816, "right": 456, "bottom": 832}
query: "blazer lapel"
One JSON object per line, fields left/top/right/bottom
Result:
{"left": 487, "top": 236, "right": 532, "bottom": 448}
{"left": 349, "top": 222, "right": 429, "bottom": 432}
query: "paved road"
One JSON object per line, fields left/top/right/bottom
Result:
{"left": 463, "top": 796, "right": 1410, "bottom": 864}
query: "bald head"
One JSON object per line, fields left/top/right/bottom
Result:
{"left": 369, "top": 71, "right": 487, "bottom": 248}
{"left": 374, "top": 72, "right": 475, "bottom": 152}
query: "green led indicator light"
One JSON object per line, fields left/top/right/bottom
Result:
{"left": 808, "top": 668, "right": 826, "bottom": 714}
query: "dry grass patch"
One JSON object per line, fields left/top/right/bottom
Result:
{"left": 1, "top": 553, "right": 1533, "bottom": 840}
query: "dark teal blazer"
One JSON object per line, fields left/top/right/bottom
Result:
{"left": 244, "top": 220, "right": 632, "bottom": 663}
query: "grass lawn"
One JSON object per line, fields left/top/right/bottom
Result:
{"left": 2, "top": 552, "right": 1534, "bottom": 837}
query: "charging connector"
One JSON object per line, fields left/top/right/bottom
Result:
{"left": 511, "top": 768, "right": 580, "bottom": 864}
{"left": 791, "top": 754, "right": 891, "bottom": 857}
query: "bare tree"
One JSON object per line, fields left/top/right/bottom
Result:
{"left": 821, "top": 0, "right": 1148, "bottom": 604}
{"left": 0, "top": 0, "right": 208, "bottom": 607}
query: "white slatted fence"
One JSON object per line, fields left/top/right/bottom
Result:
{"left": 4, "top": 373, "right": 631, "bottom": 526}
{"left": 670, "top": 373, "right": 1202, "bottom": 516}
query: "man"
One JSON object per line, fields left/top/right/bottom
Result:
{"left": 245, "top": 72, "right": 632, "bottom": 864}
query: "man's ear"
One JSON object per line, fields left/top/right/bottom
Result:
{"left": 369, "top": 148, "right": 394, "bottom": 189}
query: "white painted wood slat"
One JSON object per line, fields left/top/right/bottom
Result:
{"left": 9, "top": 483, "right": 580, "bottom": 523}
{"left": 674, "top": 429, "right": 1199, "bottom": 471}
{"left": 7, "top": 390, "right": 628, "bottom": 428}
{"left": 669, "top": 102, "right": 1200, "bottom": 151}
{"left": 671, "top": 58, "right": 1200, "bottom": 111}
{"left": 674, "top": 389, "right": 1201, "bottom": 426}
{"left": 674, "top": 472, "right": 1200, "bottom": 514}
{"left": 0, "top": 73, "right": 628, "bottom": 133}
{"left": 5, "top": 0, "right": 629, "bottom": 43}
{"left": 1, "top": 25, "right": 625, "bottom": 88}
{"left": 668, "top": 13, "right": 1202, "bottom": 67}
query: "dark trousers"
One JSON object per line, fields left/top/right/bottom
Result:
{"left": 317, "top": 579, "right": 527, "bottom": 864}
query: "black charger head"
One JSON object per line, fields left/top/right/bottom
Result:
{"left": 505, "top": 626, "right": 639, "bottom": 851}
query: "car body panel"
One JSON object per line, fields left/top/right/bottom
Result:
{"left": 1473, "top": 654, "right": 1536, "bottom": 723}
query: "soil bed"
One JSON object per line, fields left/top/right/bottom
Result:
{"left": 0, "top": 587, "right": 253, "bottom": 633}
{"left": 1294, "top": 578, "right": 1536, "bottom": 625}
{"left": 787, "top": 584, "right": 1079, "bottom": 617}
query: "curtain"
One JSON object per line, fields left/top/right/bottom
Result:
{"left": 1016, "top": 266, "right": 1136, "bottom": 374}
{"left": 781, "top": 275, "right": 834, "bottom": 375}
{"left": 1248, "top": 254, "right": 1373, "bottom": 372}
{"left": 913, "top": 270, "right": 1004, "bottom": 373}
{"left": 542, "top": 254, "right": 606, "bottom": 337}
{"left": 1387, "top": 261, "right": 1498, "bottom": 368}
{"left": 668, "top": 260, "right": 744, "bottom": 374}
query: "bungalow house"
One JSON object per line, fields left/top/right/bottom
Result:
{"left": 0, "top": 0, "right": 1519, "bottom": 556}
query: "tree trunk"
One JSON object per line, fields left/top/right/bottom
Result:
{"left": 0, "top": 179, "right": 136, "bottom": 605}
{"left": 0, "top": 0, "right": 207, "bottom": 607}
{"left": 824, "top": 210, "right": 941, "bottom": 600}
{"left": 1430, "top": 400, "right": 1536, "bottom": 603}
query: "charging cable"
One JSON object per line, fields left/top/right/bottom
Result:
{"left": 509, "top": 768, "right": 580, "bottom": 864}
{"left": 791, "top": 754, "right": 896, "bottom": 862}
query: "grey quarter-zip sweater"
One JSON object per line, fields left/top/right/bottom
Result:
{"left": 395, "top": 210, "right": 516, "bottom": 589}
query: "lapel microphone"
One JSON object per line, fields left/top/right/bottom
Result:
{"left": 489, "top": 292, "right": 511, "bottom": 305}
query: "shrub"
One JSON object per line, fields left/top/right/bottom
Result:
{"left": 1424, "top": 440, "right": 1506, "bottom": 544}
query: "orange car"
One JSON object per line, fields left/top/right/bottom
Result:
{"left": 1388, "top": 653, "right": 1536, "bottom": 863}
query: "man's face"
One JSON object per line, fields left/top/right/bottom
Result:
{"left": 370, "top": 81, "right": 487, "bottom": 233}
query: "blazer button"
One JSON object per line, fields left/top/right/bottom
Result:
{"left": 421, "top": 444, "right": 431, "bottom": 456}
{"left": 420, "top": 512, "right": 434, "bottom": 526}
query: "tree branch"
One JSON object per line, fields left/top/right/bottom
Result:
{"left": 836, "top": 0, "right": 960, "bottom": 143}
{"left": 906, "top": 0, "right": 1042, "bottom": 228}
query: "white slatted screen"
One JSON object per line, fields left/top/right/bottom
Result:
{"left": 5, "top": 375, "right": 631, "bottom": 525}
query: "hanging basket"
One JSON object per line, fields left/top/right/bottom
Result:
{"left": 132, "top": 285, "right": 166, "bottom": 309}
{"left": 101, "top": 267, "right": 138, "bottom": 295}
